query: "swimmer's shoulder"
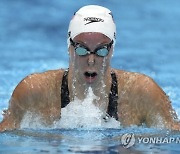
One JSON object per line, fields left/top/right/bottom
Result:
{"left": 112, "top": 69, "right": 176, "bottom": 129}
{"left": 14, "top": 69, "right": 65, "bottom": 91}
{"left": 112, "top": 68, "right": 164, "bottom": 98}
{"left": 10, "top": 69, "right": 66, "bottom": 108}
{"left": 112, "top": 68, "right": 153, "bottom": 86}
{"left": 1, "top": 69, "right": 66, "bottom": 130}
{"left": 22, "top": 68, "right": 65, "bottom": 85}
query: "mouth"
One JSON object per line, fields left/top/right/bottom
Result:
{"left": 84, "top": 71, "right": 98, "bottom": 83}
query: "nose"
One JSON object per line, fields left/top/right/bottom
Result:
{"left": 88, "top": 54, "right": 95, "bottom": 66}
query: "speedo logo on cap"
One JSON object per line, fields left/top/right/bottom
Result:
{"left": 84, "top": 17, "right": 104, "bottom": 25}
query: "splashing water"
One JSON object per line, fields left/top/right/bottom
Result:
{"left": 20, "top": 112, "right": 48, "bottom": 129}
{"left": 20, "top": 87, "right": 121, "bottom": 129}
{"left": 53, "top": 87, "right": 121, "bottom": 129}
{"left": 98, "top": 57, "right": 109, "bottom": 99}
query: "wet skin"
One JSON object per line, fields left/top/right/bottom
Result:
{"left": 68, "top": 33, "right": 113, "bottom": 101}
{"left": 0, "top": 32, "right": 180, "bottom": 131}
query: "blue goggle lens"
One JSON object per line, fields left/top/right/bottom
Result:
{"left": 75, "top": 47, "right": 88, "bottom": 56}
{"left": 96, "top": 48, "right": 109, "bottom": 57}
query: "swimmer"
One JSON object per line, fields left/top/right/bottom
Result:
{"left": 0, "top": 5, "right": 180, "bottom": 131}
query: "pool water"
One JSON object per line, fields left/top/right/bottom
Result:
{"left": 0, "top": 0, "right": 180, "bottom": 153}
{"left": 1, "top": 128, "right": 180, "bottom": 153}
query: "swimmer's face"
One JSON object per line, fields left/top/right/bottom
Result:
{"left": 69, "top": 32, "right": 113, "bottom": 84}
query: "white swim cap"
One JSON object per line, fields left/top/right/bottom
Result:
{"left": 67, "top": 5, "right": 116, "bottom": 47}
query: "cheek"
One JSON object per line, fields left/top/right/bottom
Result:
{"left": 102, "top": 57, "right": 110, "bottom": 69}
{"left": 100, "top": 56, "right": 111, "bottom": 66}
{"left": 105, "top": 50, "right": 113, "bottom": 65}
{"left": 97, "top": 56, "right": 112, "bottom": 73}
{"left": 74, "top": 56, "right": 87, "bottom": 69}
{"left": 69, "top": 49, "right": 75, "bottom": 62}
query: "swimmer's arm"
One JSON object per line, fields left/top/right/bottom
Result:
{"left": 0, "top": 97, "right": 25, "bottom": 132}
{"left": 142, "top": 76, "right": 180, "bottom": 130}
{"left": 0, "top": 75, "right": 39, "bottom": 132}
{"left": 0, "top": 70, "right": 63, "bottom": 132}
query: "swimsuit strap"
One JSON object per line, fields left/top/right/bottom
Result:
{"left": 107, "top": 71, "right": 119, "bottom": 120}
{"left": 61, "top": 70, "right": 119, "bottom": 121}
{"left": 61, "top": 70, "right": 70, "bottom": 108}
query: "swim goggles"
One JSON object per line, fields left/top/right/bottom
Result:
{"left": 70, "top": 38, "right": 113, "bottom": 57}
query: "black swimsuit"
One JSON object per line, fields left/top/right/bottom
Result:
{"left": 61, "top": 70, "right": 119, "bottom": 120}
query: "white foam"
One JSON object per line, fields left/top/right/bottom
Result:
{"left": 53, "top": 87, "right": 121, "bottom": 129}
{"left": 20, "top": 87, "right": 121, "bottom": 129}
{"left": 20, "top": 111, "right": 48, "bottom": 129}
